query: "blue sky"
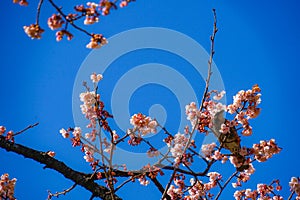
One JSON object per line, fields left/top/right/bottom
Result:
{"left": 1, "top": 0, "right": 300, "bottom": 199}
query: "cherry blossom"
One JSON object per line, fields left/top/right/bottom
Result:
{"left": 23, "top": 24, "right": 44, "bottom": 39}
{"left": 55, "top": 30, "right": 73, "bottom": 41}
{"left": 252, "top": 139, "right": 281, "bottom": 162}
{"left": 138, "top": 176, "right": 150, "bottom": 186}
{"left": 201, "top": 142, "right": 216, "bottom": 160}
{"left": 0, "top": 173, "right": 17, "bottom": 200}
{"left": 289, "top": 177, "right": 300, "bottom": 197}
{"left": 170, "top": 133, "right": 189, "bottom": 165}
{"left": 130, "top": 113, "right": 158, "bottom": 136}
{"left": 59, "top": 128, "right": 69, "bottom": 138}
{"left": 213, "top": 90, "right": 226, "bottom": 101}
{"left": 0, "top": 126, "right": 6, "bottom": 135}
{"left": 47, "top": 151, "right": 56, "bottom": 157}
{"left": 86, "top": 34, "right": 108, "bottom": 49}
{"left": 90, "top": 72, "right": 103, "bottom": 83}
{"left": 13, "top": 0, "right": 28, "bottom": 6}
{"left": 47, "top": 14, "right": 65, "bottom": 30}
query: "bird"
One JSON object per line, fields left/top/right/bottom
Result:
{"left": 210, "top": 111, "right": 249, "bottom": 171}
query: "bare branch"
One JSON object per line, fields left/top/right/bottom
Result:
{"left": 13, "top": 122, "right": 39, "bottom": 137}
{"left": 47, "top": 183, "right": 77, "bottom": 199}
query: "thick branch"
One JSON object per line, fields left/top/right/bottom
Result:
{"left": 0, "top": 136, "right": 121, "bottom": 200}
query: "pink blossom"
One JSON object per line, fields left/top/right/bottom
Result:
{"left": 73, "top": 127, "right": 82, "bottom": 138}
{"left": 59, "top": 128, "right": 69, "bottom": 138}
{"left": 170, "top": 133, "right": 188, "bottom": 164}
{"left": 86, "top": 34, "right": 107, "bottom": 49}
{"left": 289, "top": 177, "right": 300, "bottom": 196}
{"left": 233, "top": 190, "right": 243, "bottom": 200}
{"left": 0, "top": 126, "right": 6, "bottom": 135}
{"left": 219, "top": 123, "right": 230, "bottom": 134}
{"left": 119, "top": 1, "right": 128, "bottom": 7}
{"left": 23, "top": 24, "right": 44, "bottom": 39}
{"left": 55, "top": 30, "right": 73, "bottom": 41}
{"left": 84, "top": 16, "right": 99, "bottom": 25}
{"left": 47, "top": 151, "right": 56, "bottom": 157}
{"left": 207, "top": 172, "right": 221, "bottom": 183}
{"left": 130, "top": 113, "right": 157, "bottom": 136}
{"left": 90, "top": 72, "right": 103, "bottom": 83}
{"left": 0, "top": 173, "right": 17, "bottom": 200}
{"left": 167, "top": 185, "right": 182, "bottom": 200}
{"left": 252, "top": 139, "right": 281, "bottom": 162}
{"left": 213, "top": 90, "right": 226, "bottom": 100}
{"left": 138, "top": 176, "right": 149, "bottom": 186}
{"left": 212, "top": 150, "right": 223, "bottom": 160}
{"left": 47, "top": 14, "right": 64, "bottom": 30}
{"left": 185, "top": 102, "right": 199, "bottom": 126}
{"left": 201, "top": 143, "right": 216, "bottom": 159}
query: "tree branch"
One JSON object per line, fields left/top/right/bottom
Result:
{"left": 0, "top": 135, "right": 121, "bottom": 200}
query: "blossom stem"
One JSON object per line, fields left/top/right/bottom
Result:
{"left": 36, "top": 0, "right": 44, "bottom": 24}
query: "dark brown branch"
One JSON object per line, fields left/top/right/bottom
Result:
{"left": 0, "top": 136, "right": 121, "bottom": 200}
{"left": 161, "top": 169, "right": 176, "bottom": 200}
{"left": 287, "top": 191, "right": 295, "bottom": 200}
{"left": 148, "top": 176, "right": 171, "bottom": 200}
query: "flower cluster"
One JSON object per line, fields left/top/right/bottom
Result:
{"left": 147, "top": 147, "right": 160, "bottom": 158}
{"left": 251, "top": 139, "right": 281, "bottom": 162}
{"left": 23, "top": 24, "right": 44, "bottom": 39}
{"left": 130, "top": 113, "right": 158, "bottom": 136}
{"left": 75, "top": 2, "right": 100, "bottom": 25}
{"left": 234, "top": 180, "right": 283, "bottom": 200}
{"left": 90, "top": 72, "right": 103, "bottom": 83}
{"left": 201, "top": 142, "right": 216, "bottom": 160}
{"left": 185, "top": 91, "right": 226, "bottom": 135}
{"left": 47, "top": 14, "right": 65, "bottom": 30}
{"left": 170, "top": 133, "right": 189, "bottom": 165}
{"left": 289, "top": 177, "right": 300, "bottom": 199}
{"left": 82, "top": 144, "right": 95, "bottom": 163}
{"left": 13, "top": 0, "right": 28, "bottom": 6}
{"left": 15, "top": 0, "right": 134, "bottom": 47}
{"left": 138, "top": 175, "right": 150, "bottom": 186}
{"left": 227, "top": 84, "right": 261, "bottom": 136}
{"left": 86, "top": 34, "right": 108, "bottom": 49}
{"left": 0, "top": 173, "right": 17, "bottom": 200}
{"left": 59, "top": 127, "right": 82, "bottom": 147}
{"left": 55, "top": 30, "right": 73, "bottom": 41}
{"left": 0, "top": 126, "right": 6, "bottom": 135}
{"left": 0, "top": 126, "right": 14, "bottom": 142}
{"left": 172, "top": 173, "right": 221, "bottom": 200}
{"left": 232, "top": 163, "right": 255, "bottom": 187}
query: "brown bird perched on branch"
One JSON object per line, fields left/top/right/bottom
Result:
{"left": 211, "top": 111, "right": 249, "bottom": 171}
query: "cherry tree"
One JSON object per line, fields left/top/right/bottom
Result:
{"left": 0, "top": 1, "right": 299, "bottom": 200}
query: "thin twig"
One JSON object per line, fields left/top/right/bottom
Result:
{"left": 215, "top": 171, "right": 238, "bottom": 200}
{"left": 161, "top": 169, "right": 177, "bottom": 200}
{"left": 47, "top": 184, "right": 77, "bottom": 199}
{"left": 13, "top": 122, "right": 39, "bottom": 137}
{"left": 200, "top": 8, "right": 218, "bottom": 112}
{"left": 36, "top": 0, "right": 44, "bottom": 24}
{"left": 287, "top": 191, "right": 295, "bottom": 200}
